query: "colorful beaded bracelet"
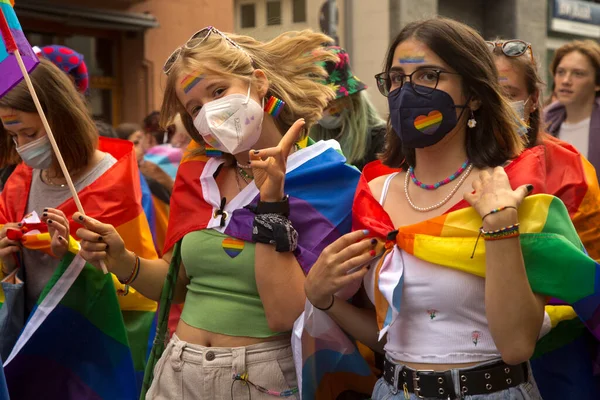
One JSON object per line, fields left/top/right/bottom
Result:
{"left": 481, "top": 206, "right": 518, "bottom": 222}
{"left": 117, "top": 253, "right": 140, "bottom": 296}
{"left": 480, "top": 223, "right": 520, "bottom": 241}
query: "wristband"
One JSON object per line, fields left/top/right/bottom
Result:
{"left": 254, "top": 195, "right": 290, "bottom": 217}
{"left": 313, "top": 295, "right": 335, "bottom": 311}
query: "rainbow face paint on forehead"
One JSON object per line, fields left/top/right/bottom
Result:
{"left": 180, "top": 73, "right": 205, "bottom": 94}
{"left": 398, "top": 52, "right": 425, "bottom": 64}
{"left": 1, "top": 115, "right": 20, "bottom": 126}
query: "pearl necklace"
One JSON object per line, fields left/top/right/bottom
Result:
{"left": 404, "top": 163, "right": 473, "bottom": 212}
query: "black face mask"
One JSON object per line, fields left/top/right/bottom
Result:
{"left": 388, "top": 84, "right": 469, "bottom": 148}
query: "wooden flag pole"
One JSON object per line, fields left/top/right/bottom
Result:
{"left": 12, "top": 49, "right": 108, "bottom": 274}
{"left": 1, "top": 8, "right": 107, "bottom": 273}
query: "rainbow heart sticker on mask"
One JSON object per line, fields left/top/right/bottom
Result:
{"left": 414, "top": 110, "right": 443, "bottom": 135}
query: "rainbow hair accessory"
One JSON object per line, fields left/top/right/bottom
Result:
{"left": 264, "top": 95, "right": 285, "bottom": 118}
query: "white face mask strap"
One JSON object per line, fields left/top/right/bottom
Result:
{"left": 243, "top": 81, "right": 252, "bottom": 105}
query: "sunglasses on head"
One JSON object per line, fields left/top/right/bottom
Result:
{"left": 163, "top": 26, "right": 252, "bottom": 75}
{"left": 486, "top": 40, "right": 534, "bottom": 64}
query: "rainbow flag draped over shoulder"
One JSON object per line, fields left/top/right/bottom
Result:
{"left": 351, "top": 148, "right": 600, "bottom": 398}
{"left": 0, "top": 137, "right": 158, "bottom": 397}
{"left": 143, "top": 139, "right": 361, "bottom": 399}
{"left": 0, "top": 0, "right": 39, "bottom": 98}
{"left": 528, "top": 136, "right": 600, "bottom": 399}
{"left": 163, "top": 139, "right": 359, "bottom": 269}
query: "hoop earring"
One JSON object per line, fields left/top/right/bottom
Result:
{"left": 264, "top": 95, "right": 285, "bottom": 118}
{"left": 467, "top": 110, "right": 477, "bottom": 128}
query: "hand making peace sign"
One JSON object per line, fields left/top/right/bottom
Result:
{"left": 249, "top": 118, "right": 305, "bottom": 202}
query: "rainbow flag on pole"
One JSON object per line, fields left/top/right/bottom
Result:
{"left": 0, "top": 137, "right": 158, "bottom": 398}
{"left": 0, "top": 0, "right": 38, "bottom": 98}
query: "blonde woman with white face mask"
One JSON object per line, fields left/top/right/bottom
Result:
{"left": 74, "top": 27, "right": 361, "bottom": 399}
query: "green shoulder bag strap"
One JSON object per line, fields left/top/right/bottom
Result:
{"left": 139, "top": 240, "right": 182, "bottom": 400}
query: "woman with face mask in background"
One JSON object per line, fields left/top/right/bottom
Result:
{"left": 310, "top": 46, "right": 386, "bottom": 170}
{"left": 302, "top": 17, "right": 600, "bottom": 400}
{"left": 491, "top": 39, "right": 600, "bottom": 400}
{"left": 74, "top": 27, "right": 360, "bottom": 399}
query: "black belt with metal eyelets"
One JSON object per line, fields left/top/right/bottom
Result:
{"left": 382, "top": 358, "right": 528, "bottom": 399}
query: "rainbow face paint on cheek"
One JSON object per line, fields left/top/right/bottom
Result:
{"left": 1, "top": 115, "right": 20, "bottom": 126}
{"left": 180, "top": 73, "right": 205, "bottom": 94}
{"left": 499, "top": 75, "right": 509, "bottom": 82}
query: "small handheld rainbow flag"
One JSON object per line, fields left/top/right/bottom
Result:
{"left": 0, "top": 1, "right": 38, "bottom": 98}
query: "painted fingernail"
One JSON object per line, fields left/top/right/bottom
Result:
{"left": 43, "top": 213, "right": 48, "bottom": 217}
{"left": 48, "top": 219, "right": 53, "bottom": 224}
{"left": 247, "top": 160, "right": 251, "bottom": 164}
{"left": 58, "top": 236, "right": 64, "bottom": 241}
{"left": 526, "top": 184, "right": 534, "bottom": 193}
{"left": 369, "top": 250, "right": 376, "bottom": 257}
{"left": 362, "top": 229, "right": 370, "bottom": 235}
{"left": 367, "top": 265, "right": 371, "bottom": 270}
{"left": 98, "top": 236, "right": 103, "bottom": 241}
{"left": 253, "top": 150, "right": 260, "bottom": 155}
{"left": 17, "top": 223, "right": 22, "bottom": 227}
{"left": 370, "top": 238, "right": 377, "bottom": 246}
{"left": 78, "top": 216, "right": 84, "bottom": 221}
{"left": 43, "top": 208, "right": 48, "bottom": 212}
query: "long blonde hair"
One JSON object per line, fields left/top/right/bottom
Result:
{"left": 160, "top": 30, "right": 338, "bottom": 155}
{"left": 310, "top": 91, "right": 385, "bottom": 165}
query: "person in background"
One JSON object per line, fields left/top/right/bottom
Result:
{"left": 116, "top": 123, "right": 171, "bottom": 255}
{"left": 116, "top": 123, "right": 174, "bottom": 195}
{"left": 491, "top": 38, "right": 600, "bottom": 400}
{"left": 33, "top": 45, "right": 89, "bottom": 95}
{"left": 310, "top": 46, "right": 386, "bottom": 170}
{"left": 545, "top": 40, "right": 600, "bottom": 177}
{"left": 167, "top": 113, "right": 192, "bottom": 149}
{"left": 94, "top": 120, "right": 118, "bottom": 139}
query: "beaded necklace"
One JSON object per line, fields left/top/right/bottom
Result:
{"left": 409, "top": 159, "right": 470, "bottom": 190}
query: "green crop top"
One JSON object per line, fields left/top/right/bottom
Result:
{"left": 180, "top": 229, "right": 285, "bottom": 337}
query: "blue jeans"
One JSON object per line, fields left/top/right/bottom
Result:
{"left": 372, "top": 358, "right": 542, "bottom": 400}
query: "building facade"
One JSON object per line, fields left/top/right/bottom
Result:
{"left": 17, "top": 0, "right": 234, "bottom": 126}
{"left": 233, "top": 0, "right": 600, "bottom": 116}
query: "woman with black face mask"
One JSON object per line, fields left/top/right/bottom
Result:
{"left": 302, "top": 17, "right": 600, "bottom": 400}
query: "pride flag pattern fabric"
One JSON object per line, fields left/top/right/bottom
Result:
{"left": 349, "top": 145, "right": 600, "bottom": 397}
{"left": 144, "top": 139, "right": 361, "bottom": 399}
{"left": 3, "top": 253, "right": 139, "bottom": 400}
{"left": 0, "top": 0, "right": 38, "bottom": 98}
{"left": 0, "top": 137, "right": 158, "bottom": 397}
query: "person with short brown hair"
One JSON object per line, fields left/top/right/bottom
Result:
{"left": 545, "top": 40, "right": 600, "bottom": 176}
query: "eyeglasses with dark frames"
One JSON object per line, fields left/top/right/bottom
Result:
{"left": 374, "top": 68, "right": 461, "bottom": 97}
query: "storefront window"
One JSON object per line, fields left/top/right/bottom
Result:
{"left": 24, "top": 31, "right": 120, "bottom": 125}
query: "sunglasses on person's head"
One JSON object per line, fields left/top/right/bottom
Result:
{"left": 163, "top": 26, "right": 252, "bottom": 75}
{"left": 486, "top": 40, "right": 534, "bottom": 64}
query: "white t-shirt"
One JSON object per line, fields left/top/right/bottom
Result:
{"left": 559, "top": 117, "right": 591, "bottom": 158}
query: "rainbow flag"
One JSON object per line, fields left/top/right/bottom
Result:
{"left": 0, "top": 137, "right": 158, "bottom": 397}
{"left": 143, "top": 144, "right": 183, "bottom": 181}
{"left": 3, "top": 253, "right": 138, "bottom": 399}
{"left": 350, "top": 147, "right": 600, "bottom": 397}
{"left": 0, "top": 0, "right": 39, "bottom": 98}
{"left": 141, "top": 139, "right": 360, "bottom": 398}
